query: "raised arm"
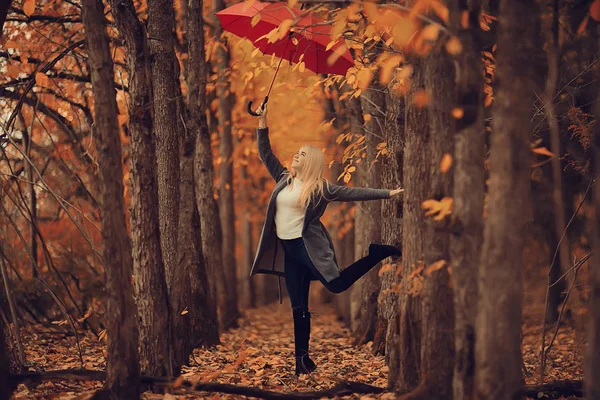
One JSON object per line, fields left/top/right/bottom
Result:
{"left": 324, "top": 182, "right": 391, "bottom": 202}
{"left": 257, "top": 127, "right": 286, "bottom": 181}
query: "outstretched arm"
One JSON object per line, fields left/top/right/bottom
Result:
{"left": 256, "top": 105, "right": 286, "bottom": 181}
{"left": 324, "top": 182, "right": 390, "bottom": 202}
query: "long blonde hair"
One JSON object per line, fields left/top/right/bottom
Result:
{"left": 285, "top": 145, "right": 326, "bottom": 209}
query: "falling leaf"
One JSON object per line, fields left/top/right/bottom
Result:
{"left": 532, "top": 147, "right": 554, "bottom": 157}
{"left": 332, "top": 16, "right": 346, "bottom": 40}
{"left": 440, "top": 153, "right": 452, "bottom": 173}
{"left": 591, "top": 0, "right": 600, "bottom": 21}
{"left": 431, "top": 0, "right": 449, "bottom": 22}
{"left": 461, "top": 10, "right": 469, "bottom": 28}
{"left": 292, "top": 37, "right": 299, "bottom": 45}
{"left": 363, "top": 114, "right": 372, "bottom": 122}
{"left": 98, "top": 329, "right": 107, "bottom": 341}
{"left": 326, "top": 40, "right": 337, "bottom": 52}
{"left": 445, "top": 37, "right": 462, "bottom": 55}
{"left": 251, "top": 14, "right": 261, "bottom": 27}
{"left": 287, "top": 0, "right": 298, "bottom": 8}
{"left": 577, "top": 15, "right": 589, "bottom": 36}
{"left": 347, "top": 166, "right": 357, "bottom": 173}
{"left": 172, "top": 376, "right": 185, "bottom": 389}
{"left": 421, "top": 197, "right": 453, "bottom": 220}
{"left": 278, "top": 19, "right": 295, "bottom": 40}
{"left": 425, "top": 259, "right": 447, "bottom": 276}
{"left": 181, "top": 307, "right": 189, "bottom": 315}
{"left": 412, "top": 90, "right": 429, "bottom": 108}
{"left": 391, "top": 17, "right": 420, "bottom": 48}
{"left": 421, "top": 24, "right": 440, "bottom": 41}
{"left": 378, "top": 54, "right": 403, "bottom": 85}
{"left": 298, "top": 61, "right": 306, "bottom": 73}
{"left": 23, "top": 0, "right": 36, "bottom": 16}
{"left": 327, "top": 44, "right": 348, "bottom": 66}
{"left": 451, "top": 107, "right": 464, "bottom": 119}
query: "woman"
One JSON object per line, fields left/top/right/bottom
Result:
{"left": 251, "top": 104, "right": 403, "bottom": 375}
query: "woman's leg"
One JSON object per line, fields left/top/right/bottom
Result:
{"left": 306, "top": 243, "right": 402, "bottom": 294}
{"left": 281, "top": 239, "right": 317, "bottom": 374}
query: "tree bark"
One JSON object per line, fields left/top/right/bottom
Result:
{"left": 406, "top": 42, "right": 456, "bottom": 400}
{"left": 377, "top": 87, "right": 404, "bottom": 357}
{"left": 108, "top": 0, "right": 172, "bottom": 377}
{"left": 353, "top": 81, "right": 384, "bottom": 345}
{"left": 147, "top": 0, "right": 180, "bottom": 292}
{"left": 192, "top": 0, "right": 227, "bottom": 335}
{"left": 475, "top": 0, "right": 537, "bottom": 398}
{"left": 185, "top": 0, "right": 220, "bottom": 348}
{"left": 448, "top": 1, "right": 485, "bottom": 399}
{"left": 585, "top": 50, "right": 600, "bottom": 400}
{"left": 81, "top": 0, "right": 140, "bottom": 396}
{"left": 212, "top": 0, "right": 239, "bottom": 330}
{"left": 391, "top": 58, "right": 427, "bottom": 394}
{"left": 239, "top": 160, "right": 256, "bottom": 308}
{"left": 0, "top": 311, "right": 13, "bottom": 400}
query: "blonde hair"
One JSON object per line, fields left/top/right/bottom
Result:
{"left": 285, "top": 145, "right": 326, "bottom": 209}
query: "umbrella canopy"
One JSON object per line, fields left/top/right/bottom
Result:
{"left": 216, "top": 1, "right": 354, "bottom": 76}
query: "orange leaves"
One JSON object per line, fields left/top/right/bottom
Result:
{"left": 35, "top": 71, "right": 50, "bottom": 87}
{"left": 425, "top": 259, "right": 448, "bottom": 276}
{"left": 445, "top": 37, "right": 463, "bottom": 55}
{"left": 422, "top": 197, "right": 453, "bottom": 221}
{"left": 439, "top": 153, "right": 452, "bottom": 174}
{"left": 23, "top": 0, "right": 36, "bottom": 16}
{"left": 412, "top": 90, "right": 429, "bottom": 108}
{"left": 592, "top": 0, "right": 600, "bottom": 20}
{"left": 277, "top": 19, "right": 295, "bottom": 40}
{"left": 451, "top": 107, "right": 464, "bottom": 119}
{"left": 531, "top": 146, "right": 554, "bottom": 157}
{"left": 378, "top": 54, "right": 403, "bottom": 86}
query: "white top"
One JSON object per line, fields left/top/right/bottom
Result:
{"left": 275, "top": 178, "right": 305, "bottom": 239}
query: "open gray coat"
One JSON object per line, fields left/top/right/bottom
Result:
{"left": 251, "top": 128, "right": 390, "bottom": 284}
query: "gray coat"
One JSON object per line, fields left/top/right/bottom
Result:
{"left": 251, "top": 128, "right": 391, "bottom": 284}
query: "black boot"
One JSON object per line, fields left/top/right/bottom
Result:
{"left": 368, "top": 243, "right": 402, "bottom": 259}
{"left": 293, "top": 310, "right": 317, "bottom": 375}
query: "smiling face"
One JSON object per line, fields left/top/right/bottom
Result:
{"left": 291, "top": 147, "right": 308, "bottom": 174}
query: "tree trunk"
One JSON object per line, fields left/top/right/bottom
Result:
{"left": 475, "top": 0, "right": 537, "bottom": 397}
{"left": 239, "top": 161, "right": 256, "bottom": 308}
{"left": 406, "top": 42, "right": 456, "bottom": 400}
{"left": 353, "top": 81, "right": 384, "bottom": 345}
{"left": 585, "top": 52, "right": 600, "bottom": 400}
{"left": 185, "top": 0, "right": 220, "bottom": 348}
{"left": 448, "top": 1, "right": 485, "bottom": 399}
{"left": 147, "top": 0, "right": 180, "bottom": 291}
{"left": 81, "top": 0, "right": 140, "bottom": 396}
{"left": 212, "top": 0, "right": 239, "bottom": 330}
{"left": 0, "top": 313, "right": 13, "bottom": 400}
{"left": 192, "top": 4, "right": 227, "bottom": 335}
{"left": 108, "top": 0, "right": 172, "bottom": 377}
{"left": 377, "top": 88, "right": 404, "bottom": 357}
{"left": 391, "top": 58, "right": 427, "bottom": 394}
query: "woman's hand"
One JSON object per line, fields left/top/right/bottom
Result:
{"left": 258, "top": 103, "right": 268, "bottom": 129}
{"left": 390, "top": 188, "right": 404, "bottom": 197}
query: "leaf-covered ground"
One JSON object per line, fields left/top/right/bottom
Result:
{"left": 11, "top": 298, "right": 583, "bottom": 399}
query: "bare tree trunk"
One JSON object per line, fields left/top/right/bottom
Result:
{"left": 353, "top": 81, "right": 384, "bottom": 345}
{"left": 192, "top": 2, "right": 227, "bottom": 334}
{"left": 475, "top": 0, "right": 537, "bottom": 397}
{"left": 81, "top": 0, "right": 139, "bottom": 396}
{"left": 108, "top": 0, "right": 171, "bottom": 378}
{"left": 448, "top": 1, "right": 485, "bottom": 399}
{"left": 147, "top": 0, "right": 180, "bottom": 291}
{"left": 406, "top": 42, "right": 456, "bottom": 400}
{"left": 377, "top": 87, "right": 404, "bottom": 357}
{"left": 392, "top": 59, "right": 427, "bottom": 394}
{"left": 186, "top": 0, "right": 220, "bottom": 347}
{"left": 239, "top": 161, "right": 256, "bottom": 308}
{"left": 212, "top": 0, "right": 239, "bottom": 330}
{"left": 0, "top": 312, "right": 13, "bottom": 400}
{"left": 585, "top": 53, "right": 600, "bottom": 400}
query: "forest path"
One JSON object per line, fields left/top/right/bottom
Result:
{"left": 177, "top": 301, "right": 393, "bottom": 399}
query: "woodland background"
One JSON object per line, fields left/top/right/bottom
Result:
{"left": 0, "top": 0, "right": 599, "bottom": 398}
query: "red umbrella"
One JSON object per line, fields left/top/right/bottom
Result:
{"left": 216, "top": 1, "right": 354, "bottom": 115}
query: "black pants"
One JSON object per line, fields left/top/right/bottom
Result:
{"left": 280, "top": 237, "right": 384, "bottom": 312}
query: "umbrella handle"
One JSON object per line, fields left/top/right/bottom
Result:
{"left": 247, "top": 96, "right": 269, "bottom": 116}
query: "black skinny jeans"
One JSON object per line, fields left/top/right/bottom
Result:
{"left": 280, "top": 237, "right": 381, "bottom": 312}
